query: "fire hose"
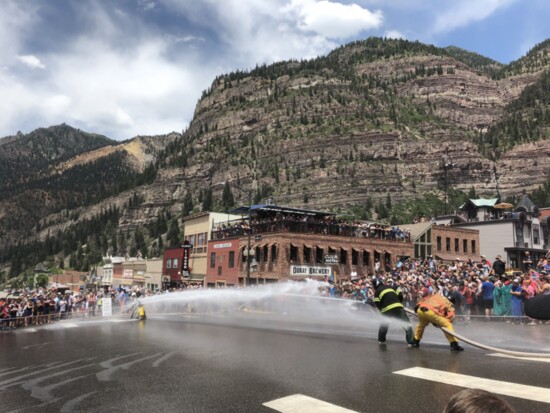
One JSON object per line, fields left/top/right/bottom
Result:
{"left": 403, "top": 307, "right": 550, "bottom": 358}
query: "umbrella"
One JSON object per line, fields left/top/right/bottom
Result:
{"left": 494, "top": 202, "right": 514, "bottom": 209}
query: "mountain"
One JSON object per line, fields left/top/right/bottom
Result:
{"left": 1, "top": 37, "right": 550, "bottom": 282}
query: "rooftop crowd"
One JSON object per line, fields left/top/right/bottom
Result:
{"left": 322, "top": 253, "right": 550, "bottom": 323}
{"left": 212, "top": 213, "right": 411, "bottom": 242}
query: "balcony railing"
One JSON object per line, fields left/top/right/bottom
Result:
{"left": 211, "top": 218, "right": 411, "bottom": 243}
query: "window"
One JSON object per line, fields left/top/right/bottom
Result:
{"left": 271, "top": 245, "right": 277, "bottom": 262}
{"left": 437, "top": 236, "right": 442, "bottom": 252}
{"left": 290, "top": 245, "right": 298, "bottom": 262}
{"left": 471, "top": 240, "right": 476, "bottom": 254}
{"left": 316, "top": 247, "right": 324, "bottom": 264}
{"left": 229, "top": 251, "right": 235, "bottom": 268}
{"left": 362, "top": 250, "right": 370, "bottom": 267}
{"left": 210, "top": 252, "right": 216, "bottom": 268}
{"left": 454, "top": 238, "right": 459, "bottom": 253}
{"left": 446, "top": 237, "right": 451, "bottom": 252}
{"left": 172, "top": 258, "right": 179, "bottom": 269}
{"left": 166, "top": 259, "right": 172, "bottom": 269}
{"left": 340, "top": 248, "right": 347, "bottom": 265}
{"left": 197, "top": 232, "right": 206, "bottom": 246}
{"left": 463, "top": 239, "right": 468, "bottom": 253}
{"left": 303, "top": 246, "right": 311, "bottom": 263}
{"left": 352, "top": 249, "right": 359, "bottom": 266}
{"left": 533, "top": 224, "right": 540, "bottom": 245}
{"left": 263, "top": 245, "right": 268, "bottom": 262}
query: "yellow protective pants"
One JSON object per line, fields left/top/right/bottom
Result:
{"left": 414, "top": 308, "right": 457, "bottom": 344}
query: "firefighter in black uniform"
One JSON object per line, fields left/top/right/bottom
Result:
{"left": 373, "top": 277, "right": 414, "bottom": 345}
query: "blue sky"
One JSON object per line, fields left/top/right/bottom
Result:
{"left": 1, "top": 0, "right": 549, "bottom": 140}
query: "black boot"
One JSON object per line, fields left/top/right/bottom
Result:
{"left": 409, "top": 338, "right": 420, "bottom": 348}
{"left": 450, "top": 342, "right": 464, "bottom": 352}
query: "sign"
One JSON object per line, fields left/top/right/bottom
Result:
{"left": 324, "top": 254, "right": 339, "bottom": 265}
{"left": 181, "top": 270, "right": 190, "bottom": 277}
{"left": 102, "top": 297, "right": 112, "bottom": 317}
{"left": 214, "top": 243, "right": 233, "bottom": 249}
{"left": 290, "top": 265, "right": 331, "bottom": 277}
{"left": 123, "top": 269, "right": 133, "bottom": 279}
{"left": 182, "top": 245, "right": 191, "bottom": 272}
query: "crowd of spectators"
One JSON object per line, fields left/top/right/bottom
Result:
{"left": 321, "top": 254, "right": 550, "bottom": 323}
{"left": 212, "top": 213, "right": 411, "bottom": 242}
{"left": 0, "top": 283, "right": 208, "bottom": 331}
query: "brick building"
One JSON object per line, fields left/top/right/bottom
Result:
{"left": 400, "top": 222, "right": 480, "bottom": 262}
{"left": 206, "top": 205, "right": 413, "bottom": 286}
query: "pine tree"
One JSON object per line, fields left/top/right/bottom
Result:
{"left": 221, "top": 182, "right": 235, "bottom": 210}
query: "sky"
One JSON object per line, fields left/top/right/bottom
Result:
{"left": 1, "top": 0, "right": 549, "bottom": 140}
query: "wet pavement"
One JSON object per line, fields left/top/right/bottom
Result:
{"left": 1, "top": 315, "right": 550, "bottom": 412}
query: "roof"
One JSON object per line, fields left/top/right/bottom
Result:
{"left": 460, "top": 198, "right": 499, "bottom": 209}
{"left": 515, "top": 195, "right": 536, "bottom": 213}
{"left": 229, "top": 204, "right": 335, "bottom": 217}
{"left": 398, "top": 222, "right": 432, "bottom": 241}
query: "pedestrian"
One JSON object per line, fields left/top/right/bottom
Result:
{"left": 372, "top": 277, "right": 414, "bottom": 345}
{"left": 411, "top": 293, "right": 464, "bottom": 351}
{"left": 480, "top": 276, "right": 495, "bottom": 319}
{"left": 509, "top": 278, "right": 523, "bottom": 324}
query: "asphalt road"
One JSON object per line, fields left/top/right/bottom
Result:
{"left": 2, "top": 313, "right": 550, "bottom": 413}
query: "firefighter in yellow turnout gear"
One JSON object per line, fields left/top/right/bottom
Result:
{"left": 373, "top": 278, "right": 413, "bottom": 345}
{"left": 411, "top": 294, "right": 464, "bottom": 351}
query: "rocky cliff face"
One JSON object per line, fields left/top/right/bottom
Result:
{"left": 1, "top": 38, "right": 550, "bottom": 266}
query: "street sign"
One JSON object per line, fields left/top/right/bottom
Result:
{"left": 324, "top": 254, "right": 339, "bottom": 265}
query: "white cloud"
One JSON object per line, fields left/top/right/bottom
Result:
{"left": 433, "top": 0, "right": 517, "bottom": 34}
{"left": 285, "top": 0, "right": 383, "bottom": 39}
{"left": 17, "top": 54, "right": 45, "bottom": 69}
{"left": 385, "top": 30, "right": 405, "bottom": 39}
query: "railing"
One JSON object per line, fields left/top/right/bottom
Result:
{"left": 0, "top": 304, "right": 134, "bottom": 331}
{"left": 211, "top": 219, "right": 411, "bottom": 242}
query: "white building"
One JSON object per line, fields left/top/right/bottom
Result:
{"left": 448, "top": 195, "right": 548, "bottom": 271}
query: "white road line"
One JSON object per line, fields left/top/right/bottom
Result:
{"left": 394, "top": 367, "right": 550, "bottom": 404}
{"left": 488, "top": 353, "right": 550, "bottom": 363}
{"left": 263, "top": 394, "right": 359, "bottom": 413}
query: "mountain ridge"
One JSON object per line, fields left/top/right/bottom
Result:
{"left": 1, "top": 37, "right": 550, "bottom": 282}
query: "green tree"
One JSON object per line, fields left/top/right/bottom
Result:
{"left": 167, "top": 219, "right": 182, "bottom": 247}
{"left": 202, "top": 187, "right": 213, "bottom": 211}
{"left": 221, "top": 182, "right": 235, "bottom": 210}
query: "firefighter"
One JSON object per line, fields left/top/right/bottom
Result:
{"left": 411, "top": 293, "right": 464, "bottom": 351}
{"left": 373, "top": 277, "right": 413, "bottom": 345}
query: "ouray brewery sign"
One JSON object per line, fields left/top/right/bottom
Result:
{"left": 290, "top": 265, "right": 331, "bottom": 277}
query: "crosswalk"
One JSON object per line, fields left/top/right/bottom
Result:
{"left": 264, "top": 362, "right": 550, "bottom": 412}
{"left": 264, "top": 394, "right": 358, "bottom": 413}
{"left": 393, "top": 366, "right": 550, "bottom": 404}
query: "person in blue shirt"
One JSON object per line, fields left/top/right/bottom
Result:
{"left": 481, "top": 276, "right": 495, "bottom": 319}
{"left": 509, "top": 278, "right": 523, "bottom": 324}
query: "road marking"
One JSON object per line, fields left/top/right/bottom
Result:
{"left": 488, "top": 353, "right": 550, "bottom": 363}
{"left": 263, "top": 394, "right": 359, "bottom": 413}
{"left": 394, "top": 367, "right": 550, "bottom": 404}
